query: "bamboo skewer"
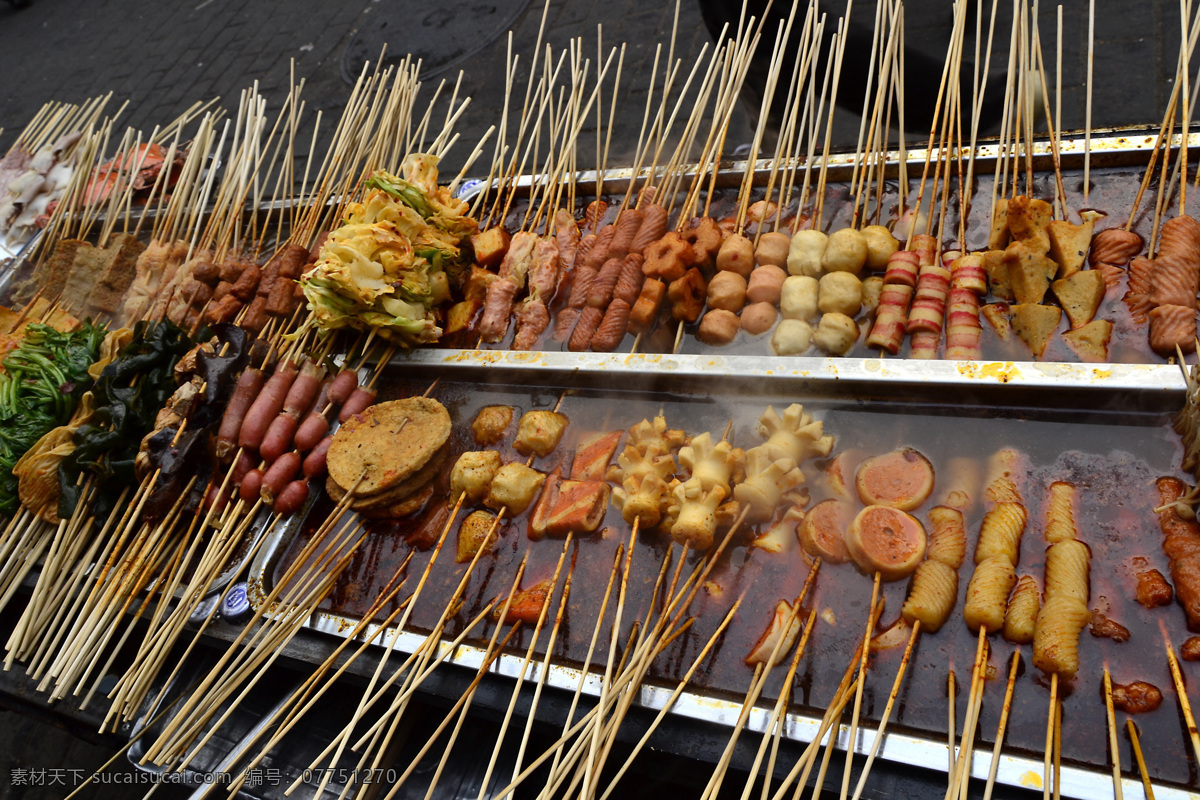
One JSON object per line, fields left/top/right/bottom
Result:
{"left": 1103, "top": 667, "right": 1125, "bottom": 800}
{"left": 981, "top": 651, "right": 1020, "bottom": 800}
{"left": 1126, "top": 721, "right": 1155, "bottom": 800}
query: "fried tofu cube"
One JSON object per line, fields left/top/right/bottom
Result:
{"left": 450, "top": 451, "right": 503, "bottom": 506}
{"left": 1007, "top": 195, "right": 1052, "bottom": 254}
{"left": 514, "top": 410, "right": 569, "bottom": 458}
{"left": 463, "top": 265, "right": 500, "bottom": 304}
{"left": 484, "top": 463, "right": 547, "bottom": 515}
{"left": 668, "top": 267, "right": 708, "bottom": 324}
{"left": 981, "top": 303, "right": 1012, "bottom": 340}
{"left": 1010, "top": 303, "right": 1062, "bottom": 358}
{"left": 457, "top": 509, "right": 499, "bottom": 563}
{"left": 1005, "top": 241, "right": 1055, "bottom": 304}
{"left": 472, "top": 405, "right": 514, "bottom": 446}
{"left": 1051, "top": 270, "right": 1106, "bottom": 328}
{"left": 988, "top": 198, "right": 1010, "bottom": 250}
{"left": 1048, "top": 210, "right": 1103, "bottom": 279}
{"left": 445, "top": 298, "right": 482, "bottom": 336}
{"left": 471, "top": 226, "right": 511, "bottom": 270}
{"left": 1061, "top": 319, "right": 1113, "bottom": 362}
{"left": 982, "top": 250, "right": 1012, "bottom": 300}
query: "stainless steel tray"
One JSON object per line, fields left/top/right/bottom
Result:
{"left": 246, "top": 354, "right": 1193, "bottom": 800}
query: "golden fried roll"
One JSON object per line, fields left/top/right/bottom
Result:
{"left": 901, "top": 559, "right": 958, "bottom": 633}
{"left": 926, "top": 506, "right": 967, "bottom": 569}
{"left": 1033, "top": 596, "right": 1091, "bottom": 678}
{"left": 963, "top": 554, "right": 1017, "bottom": 633}
{"left": 1044, "top": 538, "right": 1091, "bottom": 605}
{"left": 974, "top": 502, "right": 1027, "bottom": 565}
{"left": 1003, "top": 574, "right": 1041, "bottom": 644}
{"left": 1044, "top": 481, "right": 1079, "bottom": 543}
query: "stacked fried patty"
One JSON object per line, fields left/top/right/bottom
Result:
{"left": 326, "top": 396, "right": 451, "bottom": 518}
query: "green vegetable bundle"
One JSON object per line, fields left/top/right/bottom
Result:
{"left": 0, "top": 321, "right": 107, "bottom": 518}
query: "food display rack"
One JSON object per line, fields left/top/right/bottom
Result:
{"left": 27, "top": 129, "right": 1181, "bottom": 798}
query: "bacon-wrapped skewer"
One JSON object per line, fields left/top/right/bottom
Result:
{"left": 866, "top": 282, "right": 915, "bottom": 353}
{"left": 512, "top": 237, "right": 561, "bottom": 350}
{"left": 479, "top": 231, "right": 538, "bottom": 343}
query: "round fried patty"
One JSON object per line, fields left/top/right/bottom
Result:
{"left": 327, "top": 397, "right": 451, "bottom": 496}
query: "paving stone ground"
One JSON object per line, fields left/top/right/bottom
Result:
{"left": 0, "top": 0, "right": 1181, "bottom": 180}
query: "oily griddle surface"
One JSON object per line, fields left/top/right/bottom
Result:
{"left": 276, "top": 376, "right": 1195, "bottom": 788}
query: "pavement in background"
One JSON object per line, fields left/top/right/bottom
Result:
{"left": 0, "top": 1, "right": 1181, "bottom": 178}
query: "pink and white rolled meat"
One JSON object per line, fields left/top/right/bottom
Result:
{"left": 883, "top": 250, "right": 921, "bottom": 287}
{"left": 906, "top": 263, "right": 952, "bottom": 336}
{"left": 866, "top": 283, "right": 915, "bottom": 353}
{"left": 950, "top": 255, "right": 988, "bottom": 295}
{"left": 912, "top": 234, "right": 938, "bottom": 267}
{"left": 910, "top": 330, "right": 940, "bottom": 359}
{"left": 945, "top": 286, "right": 983, "bottom": 360}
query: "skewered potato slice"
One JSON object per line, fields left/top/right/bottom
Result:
{"left": 456, "top": 509, "right": 499, "bottom": 563}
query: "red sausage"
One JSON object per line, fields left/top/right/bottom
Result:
{"left": 260, "top": 452, "right": 302, "bottom": 505}
{"left": 295, "top": 413, "right": 331, "bottom": 453}
{"left": 303, "top": 437, "right": 333, "bottom": 478}
{"left": 238, "top": 362, "right": 298, "bottom": 451}
{"left": 338, "top": 386, "right": 377, "bottom": 422}
{"left": 328, "top": 369, "right": 359, "bottom": 406}
{"left": 274, "top": 479, "right": 311, "bottom": 515}
{"left": 217, "top": 368, "right": 264, "bottom": 459}
{"left": 240, "top": 469, "right": 264, "bottom": 502}
{"left": 202, "top": 483, "right": 229, "bottom": 514}
{"left": 260, "top": 413, "right": 301, "bottom": 462}
{"left": 282, "top": 360, "right": 325, "bottom": 417}
{"left": 231, "top": 450, "right": 256, "bottom": 486}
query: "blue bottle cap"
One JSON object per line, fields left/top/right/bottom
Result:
{"left": 187, "top": 593, "right": 221, "bottom": 629}
{"left": 220, "top": 582, "right": 254, "bottom": 625}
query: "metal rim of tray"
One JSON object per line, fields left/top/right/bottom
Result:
{"left": 244, "top": 348, "right": 1191, "bottom": 800}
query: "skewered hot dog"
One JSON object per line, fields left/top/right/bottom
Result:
{"left": 217, "top": 366, "right": 264, "bottom": 459}
{"left": 339, "top": 385, "right": 377, "bottom": 422}
{"left": 261, "top": 451, "right": 302, "bottom": 505}
{"left": 238, "top": 360, "right": 298, "bottom": 451}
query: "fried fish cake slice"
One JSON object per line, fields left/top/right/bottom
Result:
{"left": 327, "top": 397, "right": 452, "bottom": 496}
